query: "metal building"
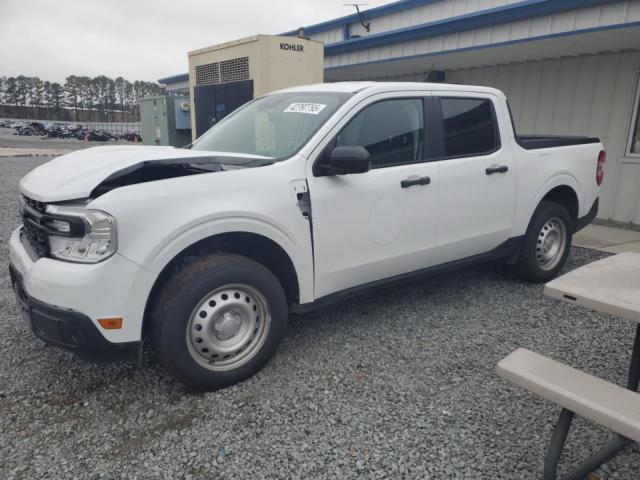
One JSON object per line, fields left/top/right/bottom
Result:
{"left": 158, "top": 73, "right": 190, "bottom": 95}
{"left": 161, "top": 0, "right": 640, "bottom": 224}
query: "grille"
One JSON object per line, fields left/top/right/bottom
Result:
{"left": 195, "top": 57, "right": 250, "bottom": 86}
{"left": 23, "top": 195, "right": 46, "bottom": 212}
{"left": 21, "top": 195, "right": 49, "bottom": 257}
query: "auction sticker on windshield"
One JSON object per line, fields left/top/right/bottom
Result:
{"left": 283, "top": 103, "right": 327, "bottom": 115}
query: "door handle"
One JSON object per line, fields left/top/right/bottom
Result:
{"left": 485, "top": 165, "right": 509, "bottom": 175}
{"left": 401, "top": 176, "right": 431, "bottom": 188}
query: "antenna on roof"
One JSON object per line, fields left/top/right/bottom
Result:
{"left": 343, "top": 1, "right": 370, "bottom": 33}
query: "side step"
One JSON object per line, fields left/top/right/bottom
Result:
{"left": 497, "top": 348, "right": 640, "bottom": 443}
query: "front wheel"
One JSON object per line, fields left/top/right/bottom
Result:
{"left": 151, "top": 254, "right": 288, "bottom": 391}
{"left": 513, "top": 201, "right": 573, "bottom": 282}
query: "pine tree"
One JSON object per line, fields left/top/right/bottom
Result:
{"left": 47, "top": 82, "right": 64, "bottom": 113}
{"left": 30, "top": 77, "right": 45, "bottom": 107}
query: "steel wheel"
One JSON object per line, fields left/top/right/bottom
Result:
{"left": 536, "top": 216, "right": 567, "bottom": 271}
{"left": 186, "top": 283, "right": 270, "bottom": 371}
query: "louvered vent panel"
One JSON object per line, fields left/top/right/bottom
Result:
{"left": 195, "top": 57, "right": 250, "bottom": 85}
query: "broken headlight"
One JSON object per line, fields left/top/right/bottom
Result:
{"left": 44, "top": 205, "right": 117, "bottom": 263}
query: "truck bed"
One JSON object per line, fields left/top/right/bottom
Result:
{"left": 516, "top": 135, "right": 600, "bottom": 150}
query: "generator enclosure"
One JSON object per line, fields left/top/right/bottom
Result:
{"left": 188, "top": 34, "right": 324, "bottom": 140}
{"left": 140, "top": 96, "right": 192, "bottom": 147}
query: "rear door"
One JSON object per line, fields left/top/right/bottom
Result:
{"left": 306, "top": 93, "right": 439, "bottom": 299}
{"left": 430, "top": 93, "right": 517, "bottom": 265}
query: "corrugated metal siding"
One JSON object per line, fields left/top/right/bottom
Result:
{"left": 326, "top": 1, "right": 640, "bottom": 67}
{"left": 309, "top": 28, "right": 344, "bottom": 44}
{"left": 164, "top": 80, "right": 190, "bottom": 93}
{"left": 349, "top": 0, "right": 521, "bottom": 37}
{"left": 446, "top": 51, "right": 640, "bottom": 223}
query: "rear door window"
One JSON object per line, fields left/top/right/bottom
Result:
{"left": 438, "top": 98, "right": 499, "bottom": 157}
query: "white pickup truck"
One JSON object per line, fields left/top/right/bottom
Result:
{"left": 10, "top": 82, "right": 604, "bottom": 390}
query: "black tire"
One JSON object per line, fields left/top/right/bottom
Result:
{"left": 151, "top": 253, "right": 288, "bottom": 391}
{"left": 513, "top": 201, "right": 573, "bottom": 283}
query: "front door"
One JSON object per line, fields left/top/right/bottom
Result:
{"left": 431, "top": 93, "right": 517, "bottom": 265}
{"left": 307, "top": 95, "right": 439, "bottom": 299}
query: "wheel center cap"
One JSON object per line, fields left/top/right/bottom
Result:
{"left": 213, "top": 311, "right": 242, "bottom": 340}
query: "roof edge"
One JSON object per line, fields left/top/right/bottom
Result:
{"left": 158, "top": 73, "right": 189, "bottom": 84}
{"left": 281, "top": 0, "right": 440, "bottom": 36}
{"left": 323, "top": 0, "right": 623, "bottom": 56}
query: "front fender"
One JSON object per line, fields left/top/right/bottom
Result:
{"left": 143, "top": 215, "right": 314, "bottom": 304}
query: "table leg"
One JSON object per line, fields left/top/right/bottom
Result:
{"left": 626, "top": 324, "right": 640, "bottom": 391}
{"left": 542, "top": 324, "right": 639, "bottom": 480}
{"left": 543, "top": 409, "right": 574, "bottom": 480}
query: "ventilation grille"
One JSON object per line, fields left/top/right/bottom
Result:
{"left": 195, "top": 57, "right": 250, "bottom": 85}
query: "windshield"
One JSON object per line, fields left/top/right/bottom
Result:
{"left": 191, "top": 92, "right": 351, "bottom": 160}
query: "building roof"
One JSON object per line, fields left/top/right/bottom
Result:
{"left": 158, "top": 73, "right": 189, "bottom": 85}
{"left": 296, "top": 0, "right": 626, "bottom": 56}
{"left": 281, "top": 0, "right": 438, "bottom": 36}
{"left": 284, "top": 0, "right": 622, "bottom": 40}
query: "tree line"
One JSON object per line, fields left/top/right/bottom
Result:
{"left": 0, "top": 75, "right": 166, "bottom": 122}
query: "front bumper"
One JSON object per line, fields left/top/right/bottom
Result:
{"left": 8, "top": 226, "right": 156, "bottom": 357}
{"left": 9, "top": 264, "right": 139, "bottom": 362}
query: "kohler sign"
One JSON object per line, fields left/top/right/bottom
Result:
{"left": 280, "top": 42, "right": 304, "bottom": 52}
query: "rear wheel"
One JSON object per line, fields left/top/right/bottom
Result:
{"left": 513, "top": 201, "right": 573, "bottom": 282}
{"left": 151, "top": 254, "right": 288, "bottom": 391}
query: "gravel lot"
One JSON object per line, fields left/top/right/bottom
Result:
{"left": 1, "top": 155, "right": 639, "bottom": 479}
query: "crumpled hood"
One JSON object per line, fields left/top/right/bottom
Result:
{"left": 20, "top": 145, "right": 270, "bottom": 202}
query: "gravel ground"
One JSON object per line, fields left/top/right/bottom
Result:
{"left": 1, "top": 156, "right": 639, "bottom": 479}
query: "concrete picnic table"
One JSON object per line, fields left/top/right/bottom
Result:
{"left": 498, "top": 252, "right": 640, "bottom": 480}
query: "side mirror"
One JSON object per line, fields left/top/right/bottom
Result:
{"left": 318, "top": 145, "right": 370, "bottom": 176}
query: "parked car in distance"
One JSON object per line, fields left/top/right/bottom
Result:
{"left": 10, "top": 82, "right": 603, "bottom": 390}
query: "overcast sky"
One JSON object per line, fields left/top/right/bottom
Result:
{"left": 0, "top": 0, "right": 392, "bottom": 83}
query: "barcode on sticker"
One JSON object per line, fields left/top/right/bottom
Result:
{"left": 283, "top": 103, "right": 327, "bottom": 115}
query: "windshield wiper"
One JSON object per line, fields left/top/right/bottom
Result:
{"left": 182, "top": 156, "right": 274, "bottom": 168}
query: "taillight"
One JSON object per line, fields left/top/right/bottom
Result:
{"left": 596, "top": 150, "right": 606, "bottom": 186}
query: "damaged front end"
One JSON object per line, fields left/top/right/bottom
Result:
{"left": 19, "top": 145, "right": 275, "bottom": 203}
{"left": 90, "top": 155, "right": 274, "bottom": 198}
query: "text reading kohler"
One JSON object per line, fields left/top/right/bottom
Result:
{"left": 280, "top": 43, "right": 304, "bottom": 52}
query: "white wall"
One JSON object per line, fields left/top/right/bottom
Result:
{"left": 445, "top": 51, "right": 640, "bottom": 224}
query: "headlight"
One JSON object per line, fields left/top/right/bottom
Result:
{"left": 44, "top": 205, "right": 117, "bottom": 263}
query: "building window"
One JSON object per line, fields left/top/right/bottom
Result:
{"left": 336, "top": 99, "right": 424, "bottom": 168}
{"left": 629, "top": 77, "right": 640, "bottom": 156}
{"left": 439, "top": 98, "right": 499, "bottom": 158}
